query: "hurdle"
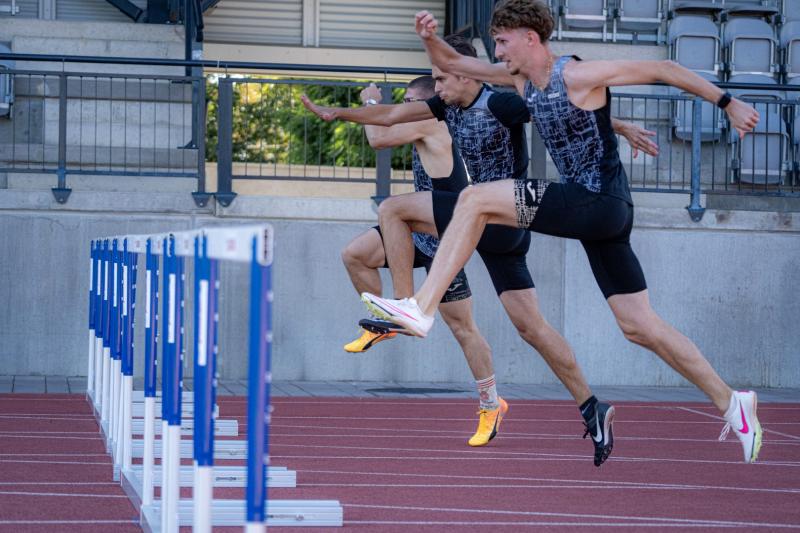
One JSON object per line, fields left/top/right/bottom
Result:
{"left": 87, "top": 225, "right": 343, "bottom": 532}
{"left": 87, "top": 235, "right": 257, "bottom": 484}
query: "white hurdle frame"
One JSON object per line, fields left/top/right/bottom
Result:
{"left": 87, "top": 225, "right": 342, "bottom": 532}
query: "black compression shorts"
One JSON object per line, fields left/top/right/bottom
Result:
{"left": 514, "top": 179, "right": 647, "bottom": 299}
{"left": 372, "top": 226, "right": 471, "bottom": 303}
{"left": 432, "top": 190, "right": 534, "bottom": 295}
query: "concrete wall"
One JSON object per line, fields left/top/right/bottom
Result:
{"left": 0, "top": 189, "right": 797, "bottom": 389}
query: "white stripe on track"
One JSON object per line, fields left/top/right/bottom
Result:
{"left": 677, "top": 406, "right": 800, "bottom": 441}
{"left": 264, "top": 415, "right": 799, "bottom": 425}
{"left": 0, "top": 434, "right": 102, "bottom": 441}
{"left": 265, "top": 430, "right": 800, "bottom": 446}
{"left": 345, "top": 503, "right": 800, "bottom": 529}
{"left": 272, "top": 453, "right": 800, "bottom": 467}
{"left": 299, "top": 468, "right": 800, "bottom": 494}
{"left": 344, "top": 520, "right": 782, "bottom": 528}
{"left": 0, "top": 482, "right": 117, "bottom": 485}
{"left": 0, "top": 453, "right": 108, "bottom": 457}
{"left": 0, "top": 459, "right": 111, "bottom": 465}
{"left": 307, "top": 482, "right": 800, "bottom": 493}
{"left": 0, "top": 520, "right": 135, "bottom": 525}
{"left": 270, "top": 441, "right": 800, "bottom": 465}
{"left": 0, "top": 491, "right": 128, "bottom": 498}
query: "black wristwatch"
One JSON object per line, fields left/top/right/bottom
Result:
{"left": 716, "top": 91, "right": 732, "bottom": 109}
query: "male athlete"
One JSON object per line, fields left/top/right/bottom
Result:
{"left": 361, "top": 1, "right": 763, "bottom": 464}
{"left": 304, "top": 35, "right": 659, "bottom": 466}
{"left": 341, "top": 75, "right": 506, "bottom": 447}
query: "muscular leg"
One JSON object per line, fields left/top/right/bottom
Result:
{"left": 608, "top": 290, "right": 733, "bottom": 413}
{"left": 414, "top": 181, "right": 519, "bottom": 315}
{"left": 377, "top": 191, "right": 439, "bottom": 299}
{"left": 341, "top": 228, "right": 386, "bottom": 295}
{"left": 438, "top": 297, "right": 494, "bottom": 380}
{"left": 498, "top": 288, "right": 592, "bottom": 405}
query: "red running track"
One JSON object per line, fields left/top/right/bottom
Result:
{"left": 1, "top": 393, "right": 799, "bottom": 532}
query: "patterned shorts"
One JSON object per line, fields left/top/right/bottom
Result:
{"left": 513, "top": 178, "right": 550, "bottom": 229}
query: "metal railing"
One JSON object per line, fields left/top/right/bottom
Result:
{"left": 1, "top": 53, "right": 798, "bottom": 220}
{"left": 212, "top": 76, "right": 418, "bottom": 206}
{"left": 0, "top": 67, "right": 205, "bottom": 204}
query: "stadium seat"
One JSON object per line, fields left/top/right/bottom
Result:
{"left": 781, "top": 0, "right": 800, "bottom": 23}
{"left": 671, "top": 71, "right": 724, "bottom": 141}
{"left": 668, "top": 0, "right": 724, "bottom": 18}
{"left": 668, "top": 15, "right": 721, "bottom": 74}
{"left": 780, "top": 21, "right": 800, "bottom": 81}
{"left": 0, "top": 43, "right": 12, "bottom": 118}
{"left": 558, "top": 0, "right": 610, "bottom": 40}
{"left": 727, "top": 74, "right": 789, "bottom": 184}
{"left": 614, "top": 0, "right": 664, "bottom": 36}
{"left": 722, "top": 17, "right": 777, "bottom": 77}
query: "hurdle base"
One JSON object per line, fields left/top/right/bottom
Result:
{"left": 139, "top": 498, "right": 343, "bottom": 531}
{"left": 123, "top": 464, "right": 296, "bottom": 492}
{"left": 131, "top": 417, "right": 238, "bottom": 437}
{"left": 132, "top": 437, "right": 247, "bottom": 459}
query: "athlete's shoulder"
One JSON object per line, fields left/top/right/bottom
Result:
{"left": 487, "top": 89, "right": 530, "bottom": 126}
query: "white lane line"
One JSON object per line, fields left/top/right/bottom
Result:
{"left": 299, "top": 468, "right": 800, "bottom": 494}
{"left": 270, "top": 442, "right": 800, "bottom": 465}
{"left": 0, "top": 520, "right": 136, "bottom": 525}
{"left": 264, "top": 430, "right": 800, "bottom": 446}
{"left": 345, "top": 503, "right": 800, "bottom": 529}
{"left": 0, "top": 431, "right": 97, "bottom": 435}
{"left": 0, "top": 482, "right": 117, "bottom": 486}
{"left": 0, "top": 435, "right": 102, "bottom": 441}
{"left": 263, "top": 399, "right": 800, "bottom": 410}
{"left": 0, "top": 415, "right": 95, "bottom": 421}
{"left": 272, "top": 453, "right": 800, "bottom": 467}
{"left": 0, "top": 453, "right": 108, "bottom": 457}
{"left": 264, "top": 415, "right": 799, "bottom": 426}
{"left": 677, "top": 406, "right": 800, "bottom": 441}
{"left": 0, "top": 491, "right": 128, "bottom": 498}
{"left": 0, "top": 459, "right": 111, "bottom": 466}
{"left": 344, "top": 520, "right": 781, "bottom": 528}
{"left": 306, "top": 482, "right": 800, "bottom": 493}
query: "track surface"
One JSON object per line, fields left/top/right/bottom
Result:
{"left": 1, "top": 394, "right": 799, "bottom": 531}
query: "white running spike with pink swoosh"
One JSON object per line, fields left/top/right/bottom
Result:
{"left": 360, "top": 293, "right": 435, "bottom": 338}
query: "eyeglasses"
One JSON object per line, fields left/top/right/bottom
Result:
{"left": 403, "top": 97, "right": 422, "bottom": 103}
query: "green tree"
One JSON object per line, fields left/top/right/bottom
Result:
{"left": 205, "top": 76, "right": 413, "bottom": 172}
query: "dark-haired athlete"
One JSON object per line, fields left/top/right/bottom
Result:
{"left": 340, "top": 76, "right": 504, "bottom": 447}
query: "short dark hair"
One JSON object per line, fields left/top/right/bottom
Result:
{"left": 491, "top": 0, "right": 554, "bottom": 44}
{"left": 444, "top": 34, "right": 478, "bottom": 58}
{"left": 407, "top": 75, "right": 435, "bottom": 98}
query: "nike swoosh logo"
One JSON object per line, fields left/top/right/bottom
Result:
{"left": 526, "top": 181, "right": 538, "bottom": 203}
{"left": 738, "top": 403, "right": 749, "bottom": 434}
{"left": 592, "top": 417, "right": 603, "bottom": 443}
{"left": 376, "top": 298, "right": 419, "bottom": 323}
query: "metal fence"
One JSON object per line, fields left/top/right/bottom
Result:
{"left": 1, "top": 53, "right": 798, "bottom": 219}
{"left": 213, "top": 76, "right": 417, "bottom": 206}
{"left": 0, "top": 68, "right": 205, "bottom": 203}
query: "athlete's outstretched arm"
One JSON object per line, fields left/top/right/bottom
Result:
{"left": 566, "top": 60, "right": 758, "bottom": 138}
{"left": 415, "top": 10, "right": 516, "bottom": 88}
{"left": 357, "top": 83, "right": 438, "bottom": 149}
{"left": 611, "top": 118, "right": 659, "bottom": 158}
{"left": 301, "top": 94, "right": 433, "bottom": 126}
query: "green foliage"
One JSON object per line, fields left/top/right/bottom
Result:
{"left": 205, "top": 76, "right": 413, "bottom": 171}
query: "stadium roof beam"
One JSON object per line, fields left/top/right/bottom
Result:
{"left": 105, "top": 0, "right": 144, "bottom": 22}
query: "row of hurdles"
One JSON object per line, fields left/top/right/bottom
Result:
{"left": 85, "top": 223, "right": 344, "bottom": 532}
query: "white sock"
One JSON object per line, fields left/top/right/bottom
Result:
{"left": 476, "top": 375, "right": 499, "bottom": 410}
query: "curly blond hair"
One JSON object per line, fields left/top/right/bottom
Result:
{"left": 491, "top": 0, "right": 555, "bottom": 43}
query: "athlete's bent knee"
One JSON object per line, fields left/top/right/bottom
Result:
{"left": 617, "top": 315, "right": 657, "bottom": 349}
